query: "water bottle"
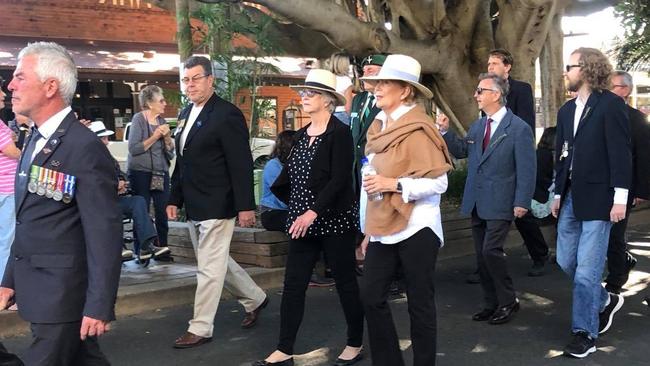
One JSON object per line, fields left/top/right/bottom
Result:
{"left": 361, "top": 157, "right": 383, "bottom": 201}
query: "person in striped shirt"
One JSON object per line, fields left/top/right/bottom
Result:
{"left": 0, "top": 87, "right": 22, "bottom": 282}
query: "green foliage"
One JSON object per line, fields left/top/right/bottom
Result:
{"left": 192, "top": 3, "right": 283, "bottom": 137}
{"left": 614, "top": 1, "right": 650, "bottom": 70}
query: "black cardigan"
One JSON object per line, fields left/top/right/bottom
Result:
{"left": 271, "top": 114, "right": 355, "bottom": 216}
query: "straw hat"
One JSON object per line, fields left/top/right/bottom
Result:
{"left": 290, "top": 69, "right": 346, "bottom": 106}
{"left": 89, "top": 121, "right": 114, "bottom": 137}
{"left": 361, "top": 54, "right": 433, "bottom": 99}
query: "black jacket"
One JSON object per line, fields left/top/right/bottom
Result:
{"left": 350, "top": 91, "right": 381, "bottom": 196}
{"left": 271, "top": 115, "right": 355, "bottom": 216}
{"left": 506, "top": 77, "right": 536, "bottom": 139}
{"left": 555, "top": 90, "right": 632, "bottom": 220}
{"left": 533, "top": 147, "right": 554, "bottom": 203}
{"left": 3, "top": 112, "right": 122, "bottom": 323}
{"left": 169, "top": 93, "right": 256, "bottom": 221}
{"left": 628, "top": 105, "right": 650, "bottom": 200}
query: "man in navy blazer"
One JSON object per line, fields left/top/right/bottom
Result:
{"left": 552, "top": 48, "right": 631, "bottom": 359}
{"left": 604, "top": 70, "right": 650, "bottom": 294}
{"left": 442, "top": 73, "right": 535, "bottom": 325}
{"left": 0, "top": 42, "right": 122, "bottom": 364}
{"left": 167, "top": 56, "right": 267, "bottom": 349}
{"left": 487, "top": 49, "right": 549, "bottom": 276}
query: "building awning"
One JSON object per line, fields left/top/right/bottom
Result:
{"left": 0, "top": 37, "right": 314, "bottom": 84}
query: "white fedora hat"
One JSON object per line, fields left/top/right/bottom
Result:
{"left": 361, "top": 54, "right": 433, "bottom": 99}
{"left": 89, "top": 121, "right": 114, "bottom": 137}
{"left": 290, "top": 69, "right": 346, "bottom": 106}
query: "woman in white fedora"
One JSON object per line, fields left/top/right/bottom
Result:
{"left": 253, "top": 69, "right": 364, "bottom": 366}
{"left": 358, "top": 54, "right": 452, "bottom": 366}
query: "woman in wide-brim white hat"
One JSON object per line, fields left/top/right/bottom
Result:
{"left": 358, "top": 54, "right": 452, "bottom": 366}
{"left": 253, "top": 69, "right": 364, "bottom": 366}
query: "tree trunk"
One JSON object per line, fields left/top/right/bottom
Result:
{"left": 175, "top": 0, "right": 193, "bottom": 61}
{"left": 539, "top": 11, "right": 565, "bottom": 128}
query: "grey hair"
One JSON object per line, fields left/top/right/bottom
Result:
{"left": 478, "top": 72, "right": 509, "bottom": 106}
{"left": 612, "top": 70, "right": 633, "bottom": 88}
{"left": 18, "top": 42, "right": 78, "bottom": 105}
{"left": 321, "top": 92, "right": 338, "bottom": 113}
{"left": 184, "top": 56, "right": 213, "bottom": 76}
{"left": 139, "top": 85, "right": 164, "bottom": 110}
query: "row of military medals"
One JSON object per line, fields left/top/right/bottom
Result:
{"left": 27, "top": 165, "right": 76, "bottom": 203}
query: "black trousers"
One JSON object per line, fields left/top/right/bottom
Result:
{"left": 361, "top": 228, "right": 439, "bottom": 366}
{"left": 606, "top": 205, "right": 632, "bottom": 289}
{"left": 278, "top": 230, "right": 363, "bottom": 354}
{"left": 261, "top": 209, "right": 288, "bottom": 232}
{"left": 471, "top": 209, "right": 516, "bottom": 309}
{"left": 0, "top": 342, "right": 23, "bottom": 366}
{"left": 514, "top": 211, "right": 549, "bottom": 263}
{"left": 24, "top": 322, "right": 110, "bottom": 366}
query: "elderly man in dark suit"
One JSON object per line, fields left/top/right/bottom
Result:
{"left": 0, "top": 42, "right": 122, "bottom": 365}
{"left": 441, "top": 73, "right": 536, "bottom": 325}
{"left": 486, "top": 48, "right": 550, "bottom": 277}
{"left": 552, "top": 48, "right": 632, "bottom": 359}
{"left": 166, "top": 56, "right": 268, "bottom": 349}
{"left": 604, "top": 70, "right": 650, "bottom": 294}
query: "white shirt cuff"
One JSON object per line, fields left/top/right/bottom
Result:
{"left": 614, "top": 188, "right": 629, "bottom": 205}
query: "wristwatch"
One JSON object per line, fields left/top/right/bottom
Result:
{"left": 396, "top": 181, "right": 403, "bottom": 193}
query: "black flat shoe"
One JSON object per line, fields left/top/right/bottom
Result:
{"left": 488, "top": 298, "right": 520, "bottom": 325}
{"left": 333, "top": 352, "right": 363, "bottom": 366}
{"left": 251, "top": 358, "right": 294, "bottom": 366}
{"left": 472, "top": 308, "right": 496, "bottom": 321}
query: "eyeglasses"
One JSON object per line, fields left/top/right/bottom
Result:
{"left": 298, "top": 89, "right": 322, "bottom": 98}
{"left": 475, "top": 87, "right": 498, "bottom": 95}
{"left": 565, "top": 64, "right": 581, "bottom": 73}
{"left": 181, "top": 74, "right": 209, "bottom": 85}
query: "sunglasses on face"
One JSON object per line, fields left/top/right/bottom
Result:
{"left": 298, "top": 89, "right": 322, "bottom": 98}
{"left": 565, "top": 64, "right": 581, "bottom": 73}
{"left": 475, "top": 87, "right": 498, "bottom": 95}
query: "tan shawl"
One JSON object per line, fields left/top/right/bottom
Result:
{"left": 364, "top": 105, "right": 453, "bottom": 236}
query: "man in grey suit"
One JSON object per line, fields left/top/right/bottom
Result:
{"left": 440, "top": 73, "right": 535, "bottom": 324}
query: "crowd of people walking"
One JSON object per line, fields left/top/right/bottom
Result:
{"left": 0, "top": 39, "right": 648, "bottom": 366}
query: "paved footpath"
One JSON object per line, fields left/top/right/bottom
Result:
{"left": 3, "top": 226, "right": 650, "bottom": 366}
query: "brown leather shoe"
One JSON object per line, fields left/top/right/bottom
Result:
{"left": 173, "top": 332, "right": 212, "bottom": 349}
{"left": 241, "top": 296, "right": 269, "bottom": 329}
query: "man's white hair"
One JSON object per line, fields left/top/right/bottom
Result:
{"left": 18, "top": 42, "right": 78, "bottom": 105}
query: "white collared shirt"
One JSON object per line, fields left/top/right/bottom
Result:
{"left": 32, "top": 106, "right": 72, "bottom": 162}
{"left": 179, "top": 104, "right": 204, "bottom": 153}
{"left": 485, "top": 105, "right": 507, "bottom": 139}
{"left": 360, "top": 103, "right": 449, "bottom": 245}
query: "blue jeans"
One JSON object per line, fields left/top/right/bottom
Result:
{"left": 556, "top": 190, "right": 611, "bottom": 339}
{"left": 119, "top": 195, "right": 157, "bottom": 254}
{"left": 0, "top": 194, "right": 15, "bottom": 281}
{"left": 128, "top": 170, "right": 169, "bottom": 247}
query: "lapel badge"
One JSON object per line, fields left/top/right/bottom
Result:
{"left": 467, "top": 140, "right": 475, "bottom": 144}
{"left": 196, "top": 121, "right": 202, "bottom": 128}
{"left": 42, "top": 147, "right": 52, "bottom": 155}
{"left": 560, "top": 141, "right": 569, "bottom": 160}
{"left": 57, "top": 128, "right": 65, "bottom": 133}
{"left": 50, "top": 160, "right": 61, "bottom": 167}
{"left": 50, "top": 138, "right": 59, "bottom": 146}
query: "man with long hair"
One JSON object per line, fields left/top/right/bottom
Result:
{"left": 552, "top": 48, "right": 632, "bottom": 358}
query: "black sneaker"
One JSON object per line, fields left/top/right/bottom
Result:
{"left": 527, "top": 261, "right": 546, "bottom": 277}
{"left": 563, "top": 331, "right": 596, "bottom": 358}
{"left": 138, "top": 248, "right": 153, "bottom": 261}
{"left": 309, "top": 273, "right": 335, "bottom": 287}
{"left": 599, "top": 293, "right": 624, "bottom": 334}
{"left": 151, "top": 245, "right": 171, "bottom": 258}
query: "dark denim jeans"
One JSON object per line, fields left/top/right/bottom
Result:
{"left": 128, "top": 170, "right": 169, "bottom": 248}
{"left": 119, "top": 195, "right": 157, "bottom": 254}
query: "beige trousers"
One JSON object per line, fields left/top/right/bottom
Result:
{"left": 187, "top": 217, "right": 267, "bottom": 337}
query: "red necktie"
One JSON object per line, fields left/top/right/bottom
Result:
{"left": 482, "top": 118, "right": 493, "bottom": 152}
